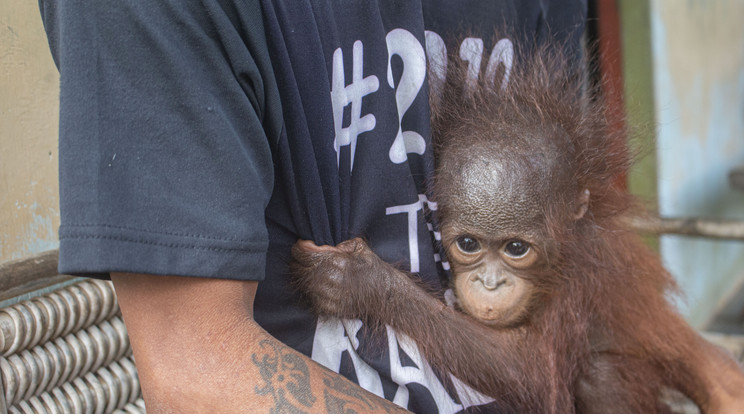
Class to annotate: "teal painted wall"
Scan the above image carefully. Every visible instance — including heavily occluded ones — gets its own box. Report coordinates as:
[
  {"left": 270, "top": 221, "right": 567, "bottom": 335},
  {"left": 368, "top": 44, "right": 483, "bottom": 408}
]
[{"left": 651, "top": 0, "right": 744, "bottom": 328}]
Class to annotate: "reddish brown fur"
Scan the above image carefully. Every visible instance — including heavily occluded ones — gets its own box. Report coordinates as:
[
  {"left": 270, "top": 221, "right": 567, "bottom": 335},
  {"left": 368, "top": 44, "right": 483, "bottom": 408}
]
[
  {"left": 291, "top": 40, "right": 744, "bottom": 413},
  {"left": 430, "top": 42, "right": 681, "bottom": 411}
]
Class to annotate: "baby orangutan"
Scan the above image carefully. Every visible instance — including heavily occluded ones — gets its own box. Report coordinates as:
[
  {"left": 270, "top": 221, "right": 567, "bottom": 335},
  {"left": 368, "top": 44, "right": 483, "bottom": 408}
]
[{"left": 291, "top": 43, "right": 744, "bottom": 413}]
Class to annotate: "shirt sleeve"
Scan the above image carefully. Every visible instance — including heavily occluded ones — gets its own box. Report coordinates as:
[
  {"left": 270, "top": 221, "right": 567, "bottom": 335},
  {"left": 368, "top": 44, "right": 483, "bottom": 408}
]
[{"left": 40, "top": 0, "right": 282, "bottom": 280}]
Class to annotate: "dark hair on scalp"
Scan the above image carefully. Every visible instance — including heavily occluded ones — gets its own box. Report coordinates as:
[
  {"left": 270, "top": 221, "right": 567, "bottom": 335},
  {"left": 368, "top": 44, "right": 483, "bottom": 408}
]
[{"left": 430, "top": 37, "right": 634, "bottom": 235}]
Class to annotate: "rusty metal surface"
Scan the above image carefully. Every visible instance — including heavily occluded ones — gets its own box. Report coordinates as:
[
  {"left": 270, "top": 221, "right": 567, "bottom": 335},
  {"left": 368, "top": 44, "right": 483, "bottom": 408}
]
[{"left": 0, "top": 252, "right": 61, "bottom": 304}]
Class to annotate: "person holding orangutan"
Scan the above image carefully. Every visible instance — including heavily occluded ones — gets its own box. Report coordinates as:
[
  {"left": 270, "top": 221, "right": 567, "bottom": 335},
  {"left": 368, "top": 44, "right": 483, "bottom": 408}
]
[{"left": 41, "top": 0, "right": 744, "bottom": 411}]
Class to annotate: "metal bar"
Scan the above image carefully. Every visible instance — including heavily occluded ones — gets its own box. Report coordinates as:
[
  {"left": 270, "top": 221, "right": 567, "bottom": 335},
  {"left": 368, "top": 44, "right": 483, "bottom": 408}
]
[
  {"left": 0, "top": 252, "right": 69, "bottom": 304},
  {"left": 628, "top": 216, "right": 744, "bottom": 241}
]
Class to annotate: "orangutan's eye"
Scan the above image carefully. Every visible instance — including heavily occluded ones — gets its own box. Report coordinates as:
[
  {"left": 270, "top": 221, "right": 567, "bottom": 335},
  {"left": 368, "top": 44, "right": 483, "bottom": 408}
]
[
  {"left": 456, "top": 236, "right": 481, "bottom": 254},
  {"left": 503, "top": 240, "right": 530, "bottom": 258}
]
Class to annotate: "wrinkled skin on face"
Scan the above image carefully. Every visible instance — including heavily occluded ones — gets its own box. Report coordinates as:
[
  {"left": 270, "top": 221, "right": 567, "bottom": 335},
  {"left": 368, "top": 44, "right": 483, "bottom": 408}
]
[
  {"left": 435, "top": 142, "right": 581, "bottom": 328},
  {"left": 447, "top": 233, "right": 539, "bottom": 327}
]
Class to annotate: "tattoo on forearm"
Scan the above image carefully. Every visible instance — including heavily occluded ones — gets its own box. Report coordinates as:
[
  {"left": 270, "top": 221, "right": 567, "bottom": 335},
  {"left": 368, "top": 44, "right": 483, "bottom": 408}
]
[
  {"left": 252, "top": 338, "right": 403, "bottom": 413},
  {"left": 321, "top": 373, "right": 399, "bottom": 413},
  {"left": 253, "top": 339, "right": 316, "bottom": 413}
]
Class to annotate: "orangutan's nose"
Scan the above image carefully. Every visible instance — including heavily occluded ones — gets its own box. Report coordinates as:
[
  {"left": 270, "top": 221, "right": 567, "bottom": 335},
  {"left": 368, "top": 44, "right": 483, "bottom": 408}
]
[{"left": 479, "top": 272, "right": 507, "bottom": 290}]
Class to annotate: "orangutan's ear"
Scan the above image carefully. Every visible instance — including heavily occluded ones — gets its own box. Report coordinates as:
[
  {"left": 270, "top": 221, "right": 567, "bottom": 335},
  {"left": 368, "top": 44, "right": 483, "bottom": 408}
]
[{"left": 574, "top": 189, "right": 590, "bottom": 220}]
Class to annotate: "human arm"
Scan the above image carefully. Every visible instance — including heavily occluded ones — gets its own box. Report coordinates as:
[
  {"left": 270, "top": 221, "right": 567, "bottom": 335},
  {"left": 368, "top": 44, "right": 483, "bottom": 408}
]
[
  {"left": 648, "top": 313, "right": 744, "bottom": 414},
  {"left": 112, "top": 272, "right": 408, "bottom": 413},
  {"left": 672, "top": 334, "right": 744, "bottom": 414}
]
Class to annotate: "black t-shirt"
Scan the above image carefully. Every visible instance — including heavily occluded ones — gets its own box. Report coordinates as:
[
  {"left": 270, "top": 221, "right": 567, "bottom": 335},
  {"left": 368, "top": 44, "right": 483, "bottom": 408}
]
[{"left": 41, "top": 1, "right": 586, "bottom": 412}]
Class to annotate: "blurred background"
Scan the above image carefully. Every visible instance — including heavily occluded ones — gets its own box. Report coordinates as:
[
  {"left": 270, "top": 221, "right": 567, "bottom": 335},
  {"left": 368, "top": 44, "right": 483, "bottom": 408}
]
[
  {"left": 587, "top": 0, "right": 744, "bottom": 332},
  {"left": 1, "top": 0, "right": 743, "bottom": 329},
  {"left": 0, "top": 0, "right": 743, "bottom": 412}
]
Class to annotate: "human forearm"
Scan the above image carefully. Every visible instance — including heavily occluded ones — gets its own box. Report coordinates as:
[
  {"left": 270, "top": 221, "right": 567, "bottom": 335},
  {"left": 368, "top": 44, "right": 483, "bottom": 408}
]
[
  {"left": 112, "top": 273, "right": 406, "bottom": 413},
  {"left": 675, "top": 332, "right": 744, "bottom": 414}
]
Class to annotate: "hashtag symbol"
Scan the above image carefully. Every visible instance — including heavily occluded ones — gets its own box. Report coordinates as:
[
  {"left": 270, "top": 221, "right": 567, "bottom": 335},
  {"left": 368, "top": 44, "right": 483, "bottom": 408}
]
[{"left": 331, "top": 40, "right": 379, "bottom": 172}]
